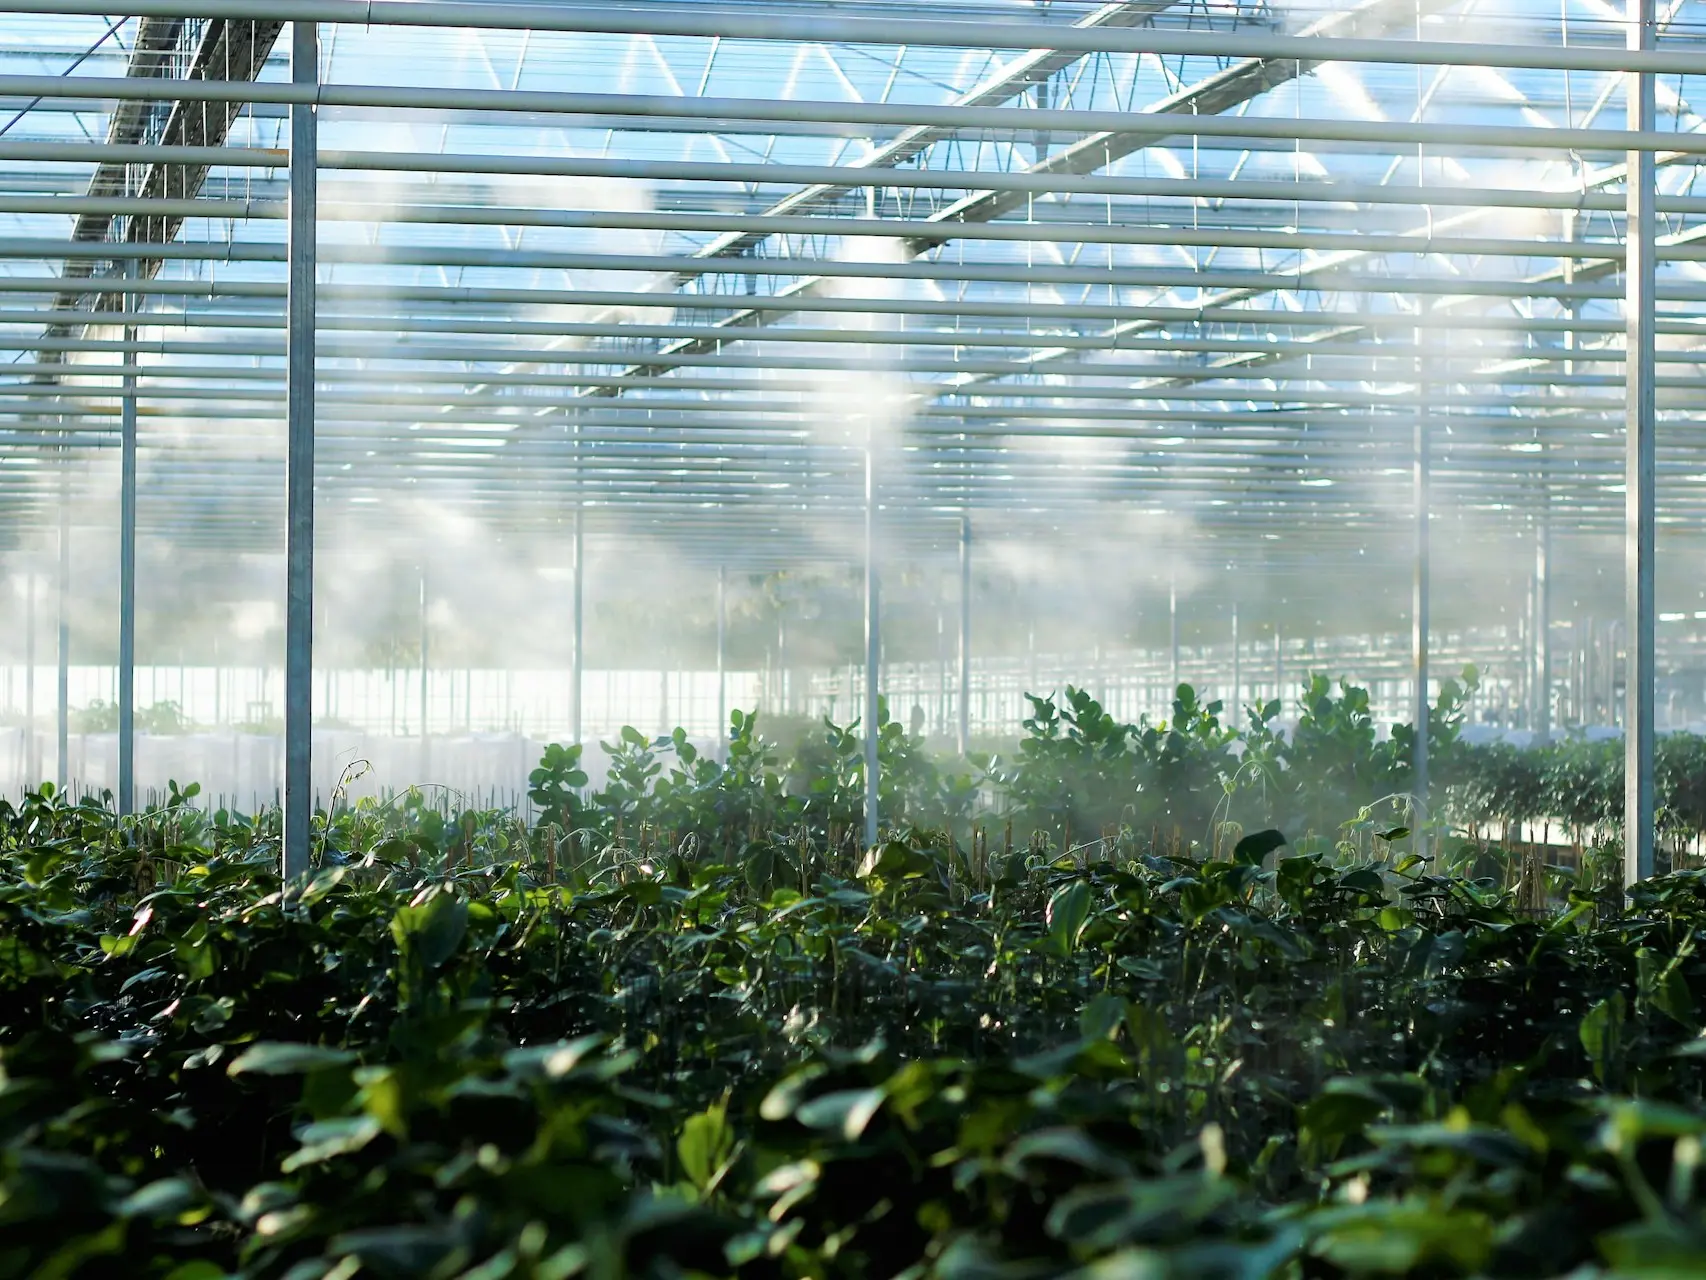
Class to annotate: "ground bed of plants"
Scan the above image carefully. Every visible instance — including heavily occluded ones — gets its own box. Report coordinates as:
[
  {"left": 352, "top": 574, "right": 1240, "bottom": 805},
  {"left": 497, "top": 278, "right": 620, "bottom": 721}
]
[{"left": 7, "top": 677, "right": 1706, "bottom": 1278}]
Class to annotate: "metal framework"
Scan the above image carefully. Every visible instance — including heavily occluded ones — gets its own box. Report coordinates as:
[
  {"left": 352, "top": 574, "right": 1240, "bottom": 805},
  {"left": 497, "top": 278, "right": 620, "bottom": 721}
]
[{"left": 1, "top": 0, "right": 1698, "bottom": 871}]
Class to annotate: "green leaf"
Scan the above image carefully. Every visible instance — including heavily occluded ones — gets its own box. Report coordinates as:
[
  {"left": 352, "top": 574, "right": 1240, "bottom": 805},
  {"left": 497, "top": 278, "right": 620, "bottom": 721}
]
[
  {"left": 1079, "top": 993, "right": 1127, "bottom": 1043},
  {"left": 795, "top": 1087, "right": 885, "bottom": 1141},
  {"left": 282, "top": 1117, "right": 383, "bottom": 1172},
  {"left": 117, "top": 1178, "right": 199, "bottom": 1221},
  {"left": 162, "top": 1264, "right": 232, "bottom": 1280},
  {"left": 1047, "top": 881, "right": 1094, "bottom": 955},
  {"left": 677, "top": 1099, "right": 737, "bottom": 1193},
  {"left": 1581, "top": 991, "right": 1627, "bottom": 1085},
  {"left": 228, "top": 1042, "right": 356, "bottom": 1076},
  {"left": 1233, "top": 828, "right": 1288, "bottom": 864},
  {"left": 390, "top": 894, "right": 468, "bottom": 970},
  {"left": 1638, "top": 947, "right": 1698, "bottom": 1028}
]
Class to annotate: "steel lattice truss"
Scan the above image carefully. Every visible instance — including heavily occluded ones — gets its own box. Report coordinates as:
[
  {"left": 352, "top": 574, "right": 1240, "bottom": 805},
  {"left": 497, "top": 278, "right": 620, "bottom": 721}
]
[{"left": 0, "top": 0, "right": 1703, "bottom": 573}]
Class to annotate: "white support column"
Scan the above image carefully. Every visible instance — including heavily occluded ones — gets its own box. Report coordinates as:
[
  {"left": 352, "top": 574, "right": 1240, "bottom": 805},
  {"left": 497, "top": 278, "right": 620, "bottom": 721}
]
[
  {"left": 1230, "top": 602, "right": 1240, "bottom": 720},
  {"left": 1168, "top": 573, "right": 1179, "bottom": 695},
  {"left": 56, "top": 469, "right": 68, "bottom": 791},
  {"left": 118, "top": 257, "right": 136, "bottom": 816},
  {"left": 570, "top": 502, "right": 584, "bottom": 743},
  {"left": 282, "top": 19, "right": 318, "bottom": 879},
  {"left": 863, "top": 443, "right": 881, "bottom": 849},
  {"left": 935, "top": 608, "right": 946, "bottom": 738},
  {"left": 957, "top": 515, "right": 971, "bottom": 755},
  {"left": 777, "top": 609, "right": 788, "bottom": 716},
  {"left": 418, "top": 566, "right": 429, "bottom": 770},
  {"left": 715, "top": 563, "right": 726, "bottom": 757},
  {"left": 1625, "top": 0, "right": 1658, "bottom": 885},
  {"left": 24, "top": 569, "right": 37, "bottom": 786},
  {"left": 1413, "top": 349, "right": 1431, "bottom": 810},
  {"left": 1535, "top": 506, "right": 1552, "bottom": 742}
]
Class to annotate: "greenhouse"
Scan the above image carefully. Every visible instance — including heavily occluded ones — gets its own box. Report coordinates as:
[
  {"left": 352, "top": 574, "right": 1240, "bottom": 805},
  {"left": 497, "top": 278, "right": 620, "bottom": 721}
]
[{"left": 4, "top": 1, "right": 1706, "bottom": 1275}]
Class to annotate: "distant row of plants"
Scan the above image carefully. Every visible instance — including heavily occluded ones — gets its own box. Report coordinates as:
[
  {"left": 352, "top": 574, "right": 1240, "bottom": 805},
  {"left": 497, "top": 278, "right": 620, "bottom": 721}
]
[
  {"left": 25, "top": 666, "right": 1706, "bottom": 865},
  {"left": 526, "top": 665, "right": 1620, "bottom": 863}
]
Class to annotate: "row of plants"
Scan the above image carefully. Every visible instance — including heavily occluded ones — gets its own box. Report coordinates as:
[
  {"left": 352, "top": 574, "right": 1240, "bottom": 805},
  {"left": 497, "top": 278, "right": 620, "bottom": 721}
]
[
  {"left": 525, "top": 667, "right": 1631, "bottom": 863},
  {"left": 7, "top": 754, "right": 1706, "bottom": 1278},
  {"left": 24, "top": 666, "right": 1706, "bottom": 859}
]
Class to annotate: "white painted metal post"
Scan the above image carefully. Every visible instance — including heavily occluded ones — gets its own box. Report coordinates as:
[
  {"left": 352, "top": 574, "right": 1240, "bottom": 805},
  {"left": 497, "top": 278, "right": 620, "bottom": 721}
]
[
  {"left": 418, "top": 566, "right": 429, "bottom": 772},
  {"left": 777, "top": 609, "right": 788, "bottom": 716},
  {"left": 56, "top": 470, "right": 68, "bottom": 791},
  {"left": 715, "top": 564, "right": 726, "bottom": 757},
  {"left": 935, "top": 608, "right": 946, "bottom": 738},
  {"left": 570, "top": 502, "right": 584, "bottom": 743},
  {"left": 1626, "top": 0, "right": 1657, "bottom": 885},
  {"left": 1168, "top": 574, "right": 1179, "bottom": 695},
  {"left": 118, "top": 257, "right": 136, "bottom": 816},
  {"left": 1230, "top": 603, "right": 1240, "bottom": 720},
  {"left": 1413, "top": 356, "right": 1431, "bottom": 809},
  {"left": 1535, "top": 507, "right": 1552, "bottom": 742},
  {"left": 282, "top": 19, "right": 318, "bottom": 879},
  {"left": 24, "top": 570, "right": 36, "bottom": 786},
  {"left": 863, "top": 443, "right": 880, "bottom": 849},
  {"left": 957, "top": 515, "right": 971, "bottom": 754}
]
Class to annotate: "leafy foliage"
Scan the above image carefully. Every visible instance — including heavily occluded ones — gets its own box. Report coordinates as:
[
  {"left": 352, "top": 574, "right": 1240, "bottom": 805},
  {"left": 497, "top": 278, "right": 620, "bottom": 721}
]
[{"left": 9, "top": 676, "right": 1706, "bottom": 1277}]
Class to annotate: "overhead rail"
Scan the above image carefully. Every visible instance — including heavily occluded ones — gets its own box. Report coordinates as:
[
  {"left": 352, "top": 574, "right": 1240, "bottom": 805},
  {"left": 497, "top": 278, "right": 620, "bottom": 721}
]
[
  {"left": 3, "top": 82, "right": 1705, "bottom": 155},
  {"left": 4, "top": 0, "right": 1705, "bottom": 75}
]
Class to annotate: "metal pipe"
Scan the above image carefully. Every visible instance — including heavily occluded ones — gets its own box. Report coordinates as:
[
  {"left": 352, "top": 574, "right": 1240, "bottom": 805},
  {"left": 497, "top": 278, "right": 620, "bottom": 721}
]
[
  {"left": 4, "top": 236, "right": 1671, "bottom": 297},
  {"left": 17, "top": 342, "right": 1698, "bottom": 384},
  {"left": 1626, "top": 0, "right": 1658, "bottom": 887},
  {"left": 935, "top": 607, "right": 946, "bottom": 740},
  {"left": 9, "top": 316, "right": 1696, "bottom": 362},
  {"left": 6, "top": 166, "right": 1704, "bottom": 215},
  {"left": 1535, "top": 506, "right": 1552, "bottom": 742},
  {"left": 863, "top": 441, "right": 880, "bottom": 850},
  {"left": 1413, "top": 349, "right": 1431, "bottom": 816},
  {"left": 1231, "top": 603, "right": 1240, "bottom": 720},
  {"left": 777, "top": 608, "right": 788, "bottom": 717},
  {"left": 570, "top": 501, "right": 584, "bottom": 744},
  {"left": 0, "top": 274, "right": 1671, "bottom": 336},
  {"left": 418, "top": 565, "right": 429, "bottom": 768},
  {"left": 1168, "top": 574, "right": 1179, "bottom": 695},
  {"left": 281, "top": 19, "right": 317, "bottom": 881},
  {"left": 0, "top": 368, "right": 1669, "bottom": 406},
  {"left": 117, "top": 257, "right": 136, "bottom": 816},
  {"left": 2, "top": 10, "right": 1703, "bottom": 80},
  {"left": 957, "top": 515, "right": 971, "bottom": 755},
  {"left": 55, "top": 467, "right": 67, "bottom": 792},
  {"left": 1274, "top": 629, "right": 1283, "bottom": 713},
  {"left": 715, "top": 563, "right": 726, "bottom": 759},
  {"left": 1027, "top": 620, "right": 1038, "bottom": 698},
  {"left": 0, "top": 189, "right": 1658, "bottom": 259},
  {"left": 24, "top": 569, "right": 36, "bottom": 786}
]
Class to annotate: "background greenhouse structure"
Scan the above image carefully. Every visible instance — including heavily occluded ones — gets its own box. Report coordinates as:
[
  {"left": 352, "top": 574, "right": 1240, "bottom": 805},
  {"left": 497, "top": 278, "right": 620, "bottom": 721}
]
[{"left": 0, "top": 0, "right": 1696, "bottom": 882}]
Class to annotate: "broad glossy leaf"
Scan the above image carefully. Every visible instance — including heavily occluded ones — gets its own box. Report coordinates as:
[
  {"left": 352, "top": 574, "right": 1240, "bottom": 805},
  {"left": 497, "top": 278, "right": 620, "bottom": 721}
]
[{"left": 228, "top": 1042, "right": 356, "bottom": 1076}]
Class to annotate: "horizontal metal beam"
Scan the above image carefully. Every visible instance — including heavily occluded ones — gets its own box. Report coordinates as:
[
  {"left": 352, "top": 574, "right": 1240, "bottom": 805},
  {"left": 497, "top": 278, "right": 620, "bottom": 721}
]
[
  {"left": 0, "top": 237, "right": 1688, "bottom": 301},
  {"left": 6, "top": 2, "right": 1706, "bottom": 76},
  {"left": 0, "top": 194, "right": 1647, "bottom": 261},
  {"left": 1, "top": 82, "right": 1704, "bottom": 157},
  {"left": 6, "top": 140, "right": 1702, "bottom": 208},
  {"left": 0, "top": 278, "right": 1667, "bottom": 338},
  {"left": 7, "top": 327, "right": 1690, "bottom": 367}
]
